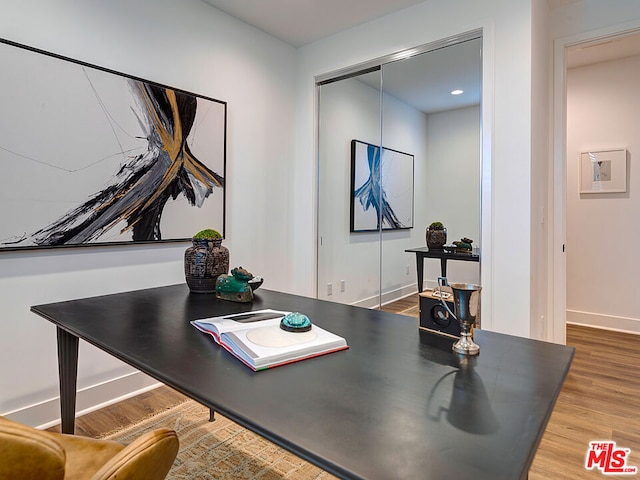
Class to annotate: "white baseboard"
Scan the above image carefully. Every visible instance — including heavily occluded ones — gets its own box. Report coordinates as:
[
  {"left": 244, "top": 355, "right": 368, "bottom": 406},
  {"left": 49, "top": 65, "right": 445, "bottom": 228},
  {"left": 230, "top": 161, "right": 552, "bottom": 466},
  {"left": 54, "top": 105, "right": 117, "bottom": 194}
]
[
  {"left": 3, "top": 371, "right": 161, "bottom": 429},
  {"left": 421, "top": 279, "right": 442, "bottom": 292},
  {"left": 352, "top": 284, "right": 417, "bottom": 309},
  {"left": 567, "top": 309, "right": 640, "bottom": 335}
]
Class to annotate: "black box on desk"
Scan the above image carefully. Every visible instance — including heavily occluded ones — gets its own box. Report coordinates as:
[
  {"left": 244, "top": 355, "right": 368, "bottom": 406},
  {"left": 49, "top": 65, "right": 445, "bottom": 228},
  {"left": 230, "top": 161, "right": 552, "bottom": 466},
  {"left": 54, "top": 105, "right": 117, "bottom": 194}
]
[{"left": 419, "top": 289, "right": 460, "bottom": 338}]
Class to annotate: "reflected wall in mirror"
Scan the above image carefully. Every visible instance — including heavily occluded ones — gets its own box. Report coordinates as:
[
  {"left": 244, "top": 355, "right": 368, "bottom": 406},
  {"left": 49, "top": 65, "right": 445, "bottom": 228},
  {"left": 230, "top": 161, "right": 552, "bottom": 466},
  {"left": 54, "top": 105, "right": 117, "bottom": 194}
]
[
  {"left": 317, "top": 36, "right": 482, "bottom": 309},
  {"left": 317, "top": 67, "right": 382, "bottom": 306}
]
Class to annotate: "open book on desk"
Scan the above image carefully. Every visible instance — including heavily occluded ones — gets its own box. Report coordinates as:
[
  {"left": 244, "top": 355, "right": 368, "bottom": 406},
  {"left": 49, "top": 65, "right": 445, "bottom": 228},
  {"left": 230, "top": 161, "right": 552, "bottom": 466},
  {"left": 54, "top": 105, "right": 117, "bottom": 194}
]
[{"left": 191, "top": 309, "right": 349, "bottom": 371}]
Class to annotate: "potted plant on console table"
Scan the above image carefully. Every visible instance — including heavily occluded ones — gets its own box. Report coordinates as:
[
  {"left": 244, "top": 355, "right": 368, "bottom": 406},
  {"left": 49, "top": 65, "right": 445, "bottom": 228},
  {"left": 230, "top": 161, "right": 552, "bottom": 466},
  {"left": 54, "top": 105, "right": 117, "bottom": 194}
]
[
  {"left": 426, "top": 221, "right": 447, "bottom": 251},
  {"left": 184, "top": 228, "right": 230, "bottom": 293}
]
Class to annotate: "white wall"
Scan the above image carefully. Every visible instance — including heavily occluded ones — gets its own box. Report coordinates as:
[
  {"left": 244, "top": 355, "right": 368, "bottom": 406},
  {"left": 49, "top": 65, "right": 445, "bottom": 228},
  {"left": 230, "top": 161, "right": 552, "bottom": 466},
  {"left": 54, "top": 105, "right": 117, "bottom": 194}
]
[
  {"left": 380, "top": 86, "right": 431, "bottom": 306},
  {"left": 0, "top": 0, "right": 296, "bottom": 426},
  {"left": 566, "top": 55, "right": 640, "bottom": 332},
  {"left": 294, "top": 0, "right": 538, "bottom": 337},
  {"left": 421, "top": 107, "right": 481, "bottom": 287}
]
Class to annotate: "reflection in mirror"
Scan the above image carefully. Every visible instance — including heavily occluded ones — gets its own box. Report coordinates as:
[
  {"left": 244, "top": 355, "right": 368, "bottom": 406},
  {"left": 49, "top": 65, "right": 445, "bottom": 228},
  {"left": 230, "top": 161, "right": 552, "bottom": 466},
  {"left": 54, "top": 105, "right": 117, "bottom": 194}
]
[
  {"left": 317, "top": 67, "right": 382, "bottom": 305},
  {"left": 317, "top": 36, "right": 482, "bottom": 310},
  {"left": 381, "top": 38, "right": 482, "bottom": 307}
]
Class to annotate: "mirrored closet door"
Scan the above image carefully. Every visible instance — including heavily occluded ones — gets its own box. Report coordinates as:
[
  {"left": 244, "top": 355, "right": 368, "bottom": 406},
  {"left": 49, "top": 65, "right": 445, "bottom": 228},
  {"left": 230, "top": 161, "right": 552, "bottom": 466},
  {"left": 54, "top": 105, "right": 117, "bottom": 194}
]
[
  {"left": 317, "top": 33, "right": 483, "bottom": 310},
  {"left": 317, "top": 67, "right": 382, "bottom": 307}
]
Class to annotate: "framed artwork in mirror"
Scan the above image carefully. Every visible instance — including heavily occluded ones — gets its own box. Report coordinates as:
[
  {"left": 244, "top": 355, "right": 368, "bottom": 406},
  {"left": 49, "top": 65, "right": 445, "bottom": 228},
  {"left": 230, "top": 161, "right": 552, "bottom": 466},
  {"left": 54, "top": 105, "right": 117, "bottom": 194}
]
[
  {"left": 350, "top": 139, "right": 414, "bottom": 232},
  {"left": 0, "top": 38, "right": 226, "bottom": 251},
  {"left": 579, "top": 149, "right": 627, "bottom": 194}
]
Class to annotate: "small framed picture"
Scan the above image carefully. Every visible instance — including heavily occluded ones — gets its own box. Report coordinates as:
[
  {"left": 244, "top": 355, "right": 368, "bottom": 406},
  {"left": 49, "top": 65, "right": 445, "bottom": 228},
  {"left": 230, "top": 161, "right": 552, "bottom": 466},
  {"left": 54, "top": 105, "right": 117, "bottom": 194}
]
[{"left": 579, "top": 149, "right": 627, "bottom": 194}]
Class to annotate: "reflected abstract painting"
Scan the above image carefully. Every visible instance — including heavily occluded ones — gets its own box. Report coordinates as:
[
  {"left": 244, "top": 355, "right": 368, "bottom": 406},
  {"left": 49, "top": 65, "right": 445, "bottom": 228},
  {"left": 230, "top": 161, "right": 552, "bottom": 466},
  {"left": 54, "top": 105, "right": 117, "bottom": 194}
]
[
  {"left": 350, "top": 140, "right": 414, "bottom": 232},
  {"left": 0, "top": 39, "right": 226, "bottom": 250}
]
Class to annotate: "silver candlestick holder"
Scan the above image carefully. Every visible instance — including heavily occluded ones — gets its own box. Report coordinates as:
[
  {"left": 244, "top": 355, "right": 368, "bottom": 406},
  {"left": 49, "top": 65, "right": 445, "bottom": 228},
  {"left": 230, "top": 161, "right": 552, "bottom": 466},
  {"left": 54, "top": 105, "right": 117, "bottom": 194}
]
[{"left": 437, "top": 278, "right": 482, "bottom": 355}]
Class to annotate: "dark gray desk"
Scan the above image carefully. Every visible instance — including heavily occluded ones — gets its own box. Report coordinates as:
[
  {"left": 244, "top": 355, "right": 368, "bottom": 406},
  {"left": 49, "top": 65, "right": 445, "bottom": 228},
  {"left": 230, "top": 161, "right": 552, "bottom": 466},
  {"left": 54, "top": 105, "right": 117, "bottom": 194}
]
[
  {"left": 31, "top": 284, "right": 573, "bottom": 480},
  {"left": 405, "top": 247, "right": 480, "bottom": 292}
]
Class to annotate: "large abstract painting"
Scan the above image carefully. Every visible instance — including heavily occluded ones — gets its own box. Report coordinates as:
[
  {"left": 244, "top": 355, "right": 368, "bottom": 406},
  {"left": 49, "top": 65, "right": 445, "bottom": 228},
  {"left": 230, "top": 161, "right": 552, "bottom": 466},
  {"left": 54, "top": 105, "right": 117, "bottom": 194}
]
[
  {"left": 350, "top": 139, "right": 414, "bottom": 232},
  {"left": 0, "top": 39, "right": 226, "bottom": 250}
]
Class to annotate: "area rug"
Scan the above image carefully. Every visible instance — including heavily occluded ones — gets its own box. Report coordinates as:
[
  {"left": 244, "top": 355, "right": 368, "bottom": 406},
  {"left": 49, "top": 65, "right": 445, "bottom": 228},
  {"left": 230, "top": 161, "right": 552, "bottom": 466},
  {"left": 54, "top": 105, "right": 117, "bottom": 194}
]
[{"left": 101, "top": 400, "right": 337, "bottom": 480}]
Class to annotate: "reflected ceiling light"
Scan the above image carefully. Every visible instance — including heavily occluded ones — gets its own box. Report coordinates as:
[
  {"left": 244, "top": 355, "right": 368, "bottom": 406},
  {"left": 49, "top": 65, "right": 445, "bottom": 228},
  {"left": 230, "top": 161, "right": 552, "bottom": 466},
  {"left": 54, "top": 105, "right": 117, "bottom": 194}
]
[
  {"left": 450, "top": 89, "right": 464, "bottom": 95},
  {"left": 396, "top": 48, "right": 419, "bottom": 60}
]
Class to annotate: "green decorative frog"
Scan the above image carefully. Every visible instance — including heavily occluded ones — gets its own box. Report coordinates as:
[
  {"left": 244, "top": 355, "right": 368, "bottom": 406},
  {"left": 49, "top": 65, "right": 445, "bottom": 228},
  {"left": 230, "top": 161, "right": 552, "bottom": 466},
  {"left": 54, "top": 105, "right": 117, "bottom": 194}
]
[
  {"left": 215, "top": 266, "right": 254, "bottom": 303},
  {"left": 453, "top": 237, "right": 473, "bottom": 254}
]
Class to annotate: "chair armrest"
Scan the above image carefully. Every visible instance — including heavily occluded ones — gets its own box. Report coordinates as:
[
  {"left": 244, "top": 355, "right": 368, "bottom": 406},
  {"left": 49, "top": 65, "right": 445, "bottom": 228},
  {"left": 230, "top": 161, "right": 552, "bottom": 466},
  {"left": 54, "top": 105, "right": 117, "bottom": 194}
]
[
  {"left": 91, "top": 428, "right": 179, "bottom": 480},
  {"left": 0, "top": 417, "right": 66, "bottom": 480}
]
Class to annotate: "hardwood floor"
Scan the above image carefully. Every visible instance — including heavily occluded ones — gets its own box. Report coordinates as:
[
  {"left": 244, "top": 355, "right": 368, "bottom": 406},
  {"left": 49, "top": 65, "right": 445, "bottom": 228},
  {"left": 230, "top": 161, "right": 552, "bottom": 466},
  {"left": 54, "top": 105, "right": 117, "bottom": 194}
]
[
  {"left": 50, "top": 296, "right": 640, "bottom": 478},
  {"left": 529, "top": 323, "right": 640, "bottom": 479},
  {"left": 379, "top": 295, "right": 419, "bottom": 314},
  {"left": 46, "top": 385, "right": 188, "bottom": 437}
]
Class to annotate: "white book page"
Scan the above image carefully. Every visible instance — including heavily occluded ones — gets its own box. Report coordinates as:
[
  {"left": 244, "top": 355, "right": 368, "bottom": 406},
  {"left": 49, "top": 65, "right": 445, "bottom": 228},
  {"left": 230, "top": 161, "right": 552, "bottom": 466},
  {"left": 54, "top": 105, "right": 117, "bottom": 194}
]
[
  {"left": 193, "top": 309, "right": 290, "bottom": 334},
  {"left": 223, "top": 324, "right": 347, "bottom": 368}
]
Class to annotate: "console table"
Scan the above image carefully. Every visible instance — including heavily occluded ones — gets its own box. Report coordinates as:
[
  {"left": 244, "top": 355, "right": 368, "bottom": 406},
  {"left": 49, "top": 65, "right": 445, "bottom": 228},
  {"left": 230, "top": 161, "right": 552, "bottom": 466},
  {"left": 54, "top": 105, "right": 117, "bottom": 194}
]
[
  {"left": 405, "top": 247, "right": 480, "bottom": 292},
  {"left": 31, "top": 284, "right": 573, "bottom": 480}
]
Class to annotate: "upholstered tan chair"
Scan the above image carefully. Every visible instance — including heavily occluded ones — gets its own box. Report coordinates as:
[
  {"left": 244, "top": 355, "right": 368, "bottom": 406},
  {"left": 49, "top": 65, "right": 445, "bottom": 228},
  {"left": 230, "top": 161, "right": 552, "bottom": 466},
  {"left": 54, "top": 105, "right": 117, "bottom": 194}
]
[{"left": 0, "top": 415, "right": 178, "bottom": 480}]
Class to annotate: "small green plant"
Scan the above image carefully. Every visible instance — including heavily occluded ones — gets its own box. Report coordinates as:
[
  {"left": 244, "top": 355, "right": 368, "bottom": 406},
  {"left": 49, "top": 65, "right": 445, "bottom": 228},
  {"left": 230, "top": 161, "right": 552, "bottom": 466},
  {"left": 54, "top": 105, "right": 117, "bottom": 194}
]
[
  {"left": 429, "top": 222, "right": 444, "bottom": 230},
  {"left": 193, "top": 228, "right": 222, "bottom": 239}
]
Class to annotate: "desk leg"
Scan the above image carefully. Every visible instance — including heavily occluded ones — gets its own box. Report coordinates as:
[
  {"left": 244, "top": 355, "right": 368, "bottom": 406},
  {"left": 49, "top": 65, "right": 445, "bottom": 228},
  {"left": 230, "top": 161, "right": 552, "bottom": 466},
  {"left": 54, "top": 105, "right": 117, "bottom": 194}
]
[
  {"left": 209, "top": 408, "right": 216, "bottom": 422},
  {"left": 416, "top": 254, "right": 424, "bottom": 292},
  {"left": 440, "top": 258, "right": 447, "bottom": 278},
  {"left": 57, "top": 327, "right": 78, "bottom": 435}
]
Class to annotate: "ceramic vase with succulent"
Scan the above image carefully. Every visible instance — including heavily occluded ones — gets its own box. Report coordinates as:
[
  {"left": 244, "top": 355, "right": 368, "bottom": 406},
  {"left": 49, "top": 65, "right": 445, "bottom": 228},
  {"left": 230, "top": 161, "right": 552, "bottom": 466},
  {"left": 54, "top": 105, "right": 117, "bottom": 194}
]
[
  {"left": 184, "top": 228, "right": 230, "bottom": 294},
  {"left": 426, "top": 221, "right": 447, "bottom": 250}
]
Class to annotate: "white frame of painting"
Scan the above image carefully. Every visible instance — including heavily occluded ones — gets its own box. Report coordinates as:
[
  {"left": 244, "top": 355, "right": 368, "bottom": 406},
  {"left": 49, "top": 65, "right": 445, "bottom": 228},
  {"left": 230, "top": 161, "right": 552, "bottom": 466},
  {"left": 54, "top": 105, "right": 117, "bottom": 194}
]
[{"left": 579, "top": 149, "right": 627, "bottom": 194}]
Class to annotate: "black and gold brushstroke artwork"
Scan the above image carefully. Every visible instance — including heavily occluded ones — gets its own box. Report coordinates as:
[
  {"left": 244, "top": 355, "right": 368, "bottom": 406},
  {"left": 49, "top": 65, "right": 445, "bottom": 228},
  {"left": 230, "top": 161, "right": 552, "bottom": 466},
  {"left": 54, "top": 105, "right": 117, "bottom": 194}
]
[{"left": 0, "top": 39, "right": 226, "bottom": 250}]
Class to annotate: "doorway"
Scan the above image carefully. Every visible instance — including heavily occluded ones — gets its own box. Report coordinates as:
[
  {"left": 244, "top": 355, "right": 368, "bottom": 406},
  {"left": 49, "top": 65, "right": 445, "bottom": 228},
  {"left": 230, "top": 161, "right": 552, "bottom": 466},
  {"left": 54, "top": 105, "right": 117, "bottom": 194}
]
[{"left": 553, "top": 26, "right": 640, "bottom": 344}]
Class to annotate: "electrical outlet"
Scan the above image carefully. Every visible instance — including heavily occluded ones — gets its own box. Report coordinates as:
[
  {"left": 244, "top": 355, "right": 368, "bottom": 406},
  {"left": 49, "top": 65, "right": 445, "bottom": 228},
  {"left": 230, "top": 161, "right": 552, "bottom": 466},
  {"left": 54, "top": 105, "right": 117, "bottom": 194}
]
[
  {"left": 327, "top": 282, "right": 332, "bottom": 296},
  {"left": 340, "top": 280, "right": 346, "bottom": 292}
]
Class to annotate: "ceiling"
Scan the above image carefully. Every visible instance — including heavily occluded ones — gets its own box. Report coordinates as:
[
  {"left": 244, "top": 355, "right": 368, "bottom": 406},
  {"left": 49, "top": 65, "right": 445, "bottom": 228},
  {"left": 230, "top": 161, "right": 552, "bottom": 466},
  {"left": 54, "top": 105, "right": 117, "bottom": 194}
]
[
  {"left": 356, "top": 38, "right": 482, "bottom": 114},
  {"left": 567, "top": 31, "right": 640, "bottom": 68},
  {"left": 199, "top": 0, "right": 429, "bottom": 47},
  {"left": 199, "top": 0, "right": 640, "bottom": 113},
  {"left": 200, "top": 0, "right": 588, "bottom": 48},
  {"left": 200, "top": 0, "right": 481, "bottom": 113}
]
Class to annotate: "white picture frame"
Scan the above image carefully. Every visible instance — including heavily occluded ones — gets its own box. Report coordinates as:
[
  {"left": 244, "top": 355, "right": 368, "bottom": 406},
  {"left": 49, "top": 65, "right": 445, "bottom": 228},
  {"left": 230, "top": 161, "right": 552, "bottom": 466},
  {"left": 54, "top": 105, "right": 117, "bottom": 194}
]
[{"left": 579, "top": 149, "right": 627, "bottom": 194}]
